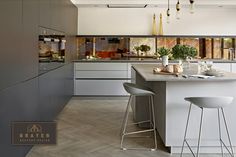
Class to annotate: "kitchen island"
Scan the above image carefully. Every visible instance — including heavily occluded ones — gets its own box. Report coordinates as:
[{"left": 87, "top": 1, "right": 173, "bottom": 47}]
[{"left": 132, "top": 64, "right": 236, "bottom": 153}]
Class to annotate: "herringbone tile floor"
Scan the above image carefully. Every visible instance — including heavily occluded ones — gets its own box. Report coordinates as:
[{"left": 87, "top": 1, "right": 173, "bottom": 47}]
[{"left": 26, "top": 97, "right": 224, "bottom": 157}]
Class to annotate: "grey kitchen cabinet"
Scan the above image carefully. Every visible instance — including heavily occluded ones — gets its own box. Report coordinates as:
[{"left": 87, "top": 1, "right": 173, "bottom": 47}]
[
  {"left": 39, "top": 64, "right": 73, "bottom": 121},
  {"left": 39, "top": 69, "right": 63, "bottom": 121},
  {"left": 0, "top": 0, "right": 23, "bottom": 91},
  {"left": 64, "top": 64, "right": 74, "bottom": 101},
  {"left": 39, "top": 0, "right": 77, "bottom": 33},
  {"left": 65, "top": 0, "right": 78, "bottom": 35},
  {"left": 0, "top": 0, "right": 77, "bottom": 156},
  {"left": 0, "top": 0, "right": 40, "bottom": 91},
  {"left": 22, "top": 0, "right": 39, "bottom": 81},
  {"left": 39, "top": 0, "right": 51, "bottom": 28},
  {"left": 0, "top": 77, "right": 39, "bottom": 156},
  {"left": 64, "top": 0, "right": 78, "bottom": 62},
  {"left": 71, "top": 4, "right": 78, "bottom": 34},
  {"left": 51, "top": 0, "right": 65, "bottom": 31},
  {"left": 74, "top": 63, "right": 129, "bottom": 96}
]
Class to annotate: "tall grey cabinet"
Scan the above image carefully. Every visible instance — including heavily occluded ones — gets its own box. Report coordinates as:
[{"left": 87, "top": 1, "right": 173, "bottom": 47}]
[{"left": 0, "top": 0, "right": 78, "bottom": 156}]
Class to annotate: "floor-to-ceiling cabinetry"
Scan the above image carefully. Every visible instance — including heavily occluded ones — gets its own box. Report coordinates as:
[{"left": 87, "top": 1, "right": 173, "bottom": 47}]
[{"left": 0, "top": 0, "right": 77, "bottom": 156}]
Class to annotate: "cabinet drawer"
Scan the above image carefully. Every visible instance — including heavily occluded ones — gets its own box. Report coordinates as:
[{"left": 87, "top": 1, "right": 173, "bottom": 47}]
[
  {"left": 75, "top": 63, "right": 128, "bottom": 71},
  {"left": 75, "top": 70, "right": 127, "bottom": 78},
  {"left": 232, "top": 63, "right": 236, "bottom": 73},
  {"left": 74, "top": 80, "right": 130, "bottom": 96}
]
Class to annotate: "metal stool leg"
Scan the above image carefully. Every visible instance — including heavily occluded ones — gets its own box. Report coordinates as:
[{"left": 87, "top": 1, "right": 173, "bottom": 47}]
[
  {"left": 221, "top": 108, "right": 234, "bottom": 157},
  {"left": 180, "top": 103, "right": 192, "bottom": 157},
  {"left": 151, "top": 95, "right": 157, "bottom": 150},
  {"left": 120, "top": 95, "right": 132, "bottom": 136},
  {"left": 196, "top": 108, "right": 204, "bottom": 157},
  {"left": 148, "top": 96, "right": 152, "bottom": 129},
  {"left": 120, "top": 95, "right": 132, "bottom": 150},
  {"left": 218, "top": 108, "right": 224, "bottom": 157}
]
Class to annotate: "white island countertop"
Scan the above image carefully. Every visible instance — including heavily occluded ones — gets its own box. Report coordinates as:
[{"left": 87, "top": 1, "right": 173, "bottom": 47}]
[{"left": 132, "top": 64, "right": 236, "bottom": 82}]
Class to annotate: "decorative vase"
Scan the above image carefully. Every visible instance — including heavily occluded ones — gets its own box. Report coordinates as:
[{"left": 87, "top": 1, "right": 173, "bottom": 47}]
[
  {"left": 152, "top": 14, "right": 157, "bottom": 35},
  {"left": 162, "top": 55, "right": 168, "bottom": 66},
  {"left": 158, "top": 13, "right": 163, "bottom": 35}
]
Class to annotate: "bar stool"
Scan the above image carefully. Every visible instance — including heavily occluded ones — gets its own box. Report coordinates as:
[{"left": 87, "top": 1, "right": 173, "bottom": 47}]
[
  {"left": 120, "top": 82, "right": 157, "bottom": 151},
  {"left": 181, "top": 96, "right": 234, "bottom": 157}
]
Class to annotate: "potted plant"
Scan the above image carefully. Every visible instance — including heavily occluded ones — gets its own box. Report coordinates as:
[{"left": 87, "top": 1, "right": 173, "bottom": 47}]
[
  {"left": 134, "top": 46, "right": 141, "bottom": 57},
  {"left": 139, "top": 44, "right": 151, "bottom": 56},
  {"left": 172, "top": 44, "right": 197, "bottom": 67},
  {"left": 172, "top": 44, "right": 197, "bottom": 60},
  {"left": 157, "top": 47, "right": 171, "bottom": 66}
]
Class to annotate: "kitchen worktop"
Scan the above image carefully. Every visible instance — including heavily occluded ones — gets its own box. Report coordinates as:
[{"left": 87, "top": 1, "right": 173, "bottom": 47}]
[
  {"left": 132, "top": 64, "right": 236, "bottom": 81},
  {"left": 73, "top": 59, "right": 236, "bottom": 63}
]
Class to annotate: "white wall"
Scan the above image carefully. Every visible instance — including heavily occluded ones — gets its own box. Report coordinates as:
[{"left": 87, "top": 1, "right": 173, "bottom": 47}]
[{"left": 77, "top": 7, "right": 236, "bottom": 35}]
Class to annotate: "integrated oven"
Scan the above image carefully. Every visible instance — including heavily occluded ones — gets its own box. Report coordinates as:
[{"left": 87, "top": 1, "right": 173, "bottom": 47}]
[{"left": 38, "top": 27, "right": 66, "bottom": 73}]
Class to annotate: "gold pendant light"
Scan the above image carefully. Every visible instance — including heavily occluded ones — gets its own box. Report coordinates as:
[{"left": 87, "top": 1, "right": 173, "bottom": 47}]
[
  {"left": 166, "top": 0, "right": 170, "bottom": 24},
  {"left": 190, "top": 0, "right": 195, "bottom": 14},
  {"left": 176, "top": 0, "right": 180, "bottom": 20}
]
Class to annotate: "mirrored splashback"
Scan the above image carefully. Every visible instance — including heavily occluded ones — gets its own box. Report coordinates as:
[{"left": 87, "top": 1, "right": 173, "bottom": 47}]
[{"left": 77, "top": 35, "right": 236, "bottom": 60}]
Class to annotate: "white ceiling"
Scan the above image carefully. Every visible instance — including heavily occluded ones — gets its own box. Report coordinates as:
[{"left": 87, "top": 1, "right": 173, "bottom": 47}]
[{"left": 71, "top": 0, "right": 236, "bottom": 8}]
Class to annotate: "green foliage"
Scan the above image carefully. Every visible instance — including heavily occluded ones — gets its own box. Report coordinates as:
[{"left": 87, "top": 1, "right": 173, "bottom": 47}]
[
  {"left": 172, "top": 44, "right": 197, "bottom": 60},
  {"left": 157, "top": 47, "right": 171, "bottom": 57},
  {"left": 139, "top": 45, "right": 151, "bottom": 52},
  {"left": 134, "top": 46, "right": 141, "bottom": 52}
]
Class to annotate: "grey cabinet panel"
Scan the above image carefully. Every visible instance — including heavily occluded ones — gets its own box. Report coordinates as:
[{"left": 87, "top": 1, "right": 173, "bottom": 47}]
[
  {"left": 51, "top": 0, "right": 66, "bottom": 32},
  {"left": 64, "top": 64, "right": 74, "bottom": 101},
  {"left": 64, "top": 0, "right": 78, "bottom": 35},
  {"left": 39, "top": 0, "right": 51, "bottom": 28},
  {"left": 39, "top": 64, "right": 73, "bottom": 121},
  {"left": 0, "top": 0, "right": 40, "bottom": 91},
  {"left": 39, "top": 71, "right": 57, "bottom": 120},
  {"left": 72, "top": 5, "right": 78, "bottom": 35},
  {"left": 0, "top": 78, "right": 39, "bottom": 156},
  {"left": 0, "top": 0, "right": 23, "bottom": 90},
  {"left": 22, "top": 0, "right": 39, "bottom": 80}
]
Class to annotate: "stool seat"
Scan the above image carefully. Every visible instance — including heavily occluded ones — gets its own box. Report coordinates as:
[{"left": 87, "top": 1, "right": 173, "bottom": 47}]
[
  {"left": 123, "top": 82, "right": 155, "bottom": 96},
  {"left": 184, "top": 96, "right": 233, "bottom": 108}
]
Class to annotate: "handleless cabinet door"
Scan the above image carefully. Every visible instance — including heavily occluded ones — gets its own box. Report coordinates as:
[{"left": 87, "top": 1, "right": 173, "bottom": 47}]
[
  {"left": 0, "top": 78, "right": 39, "bottom": 156},
  {"left": 39, "top": 0, "right": 51, "bottom": 28},
  {"left": 71, "top": 4, "right": 78, "bottom": 35},
  {"left": 22, "top": 0, "right": 39, "bottom": 81},
  {"left": 231, "top": 63, "right": 236, "bottom": 73},
  {"left": 51, "top": 0, "right": 65, "bottom": 32},
  {"left": 0, "top": 0, "right": 23, "bottom": 91},
  {"left": 65, "top": 0, "right": 78, "bottom": 35}
]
